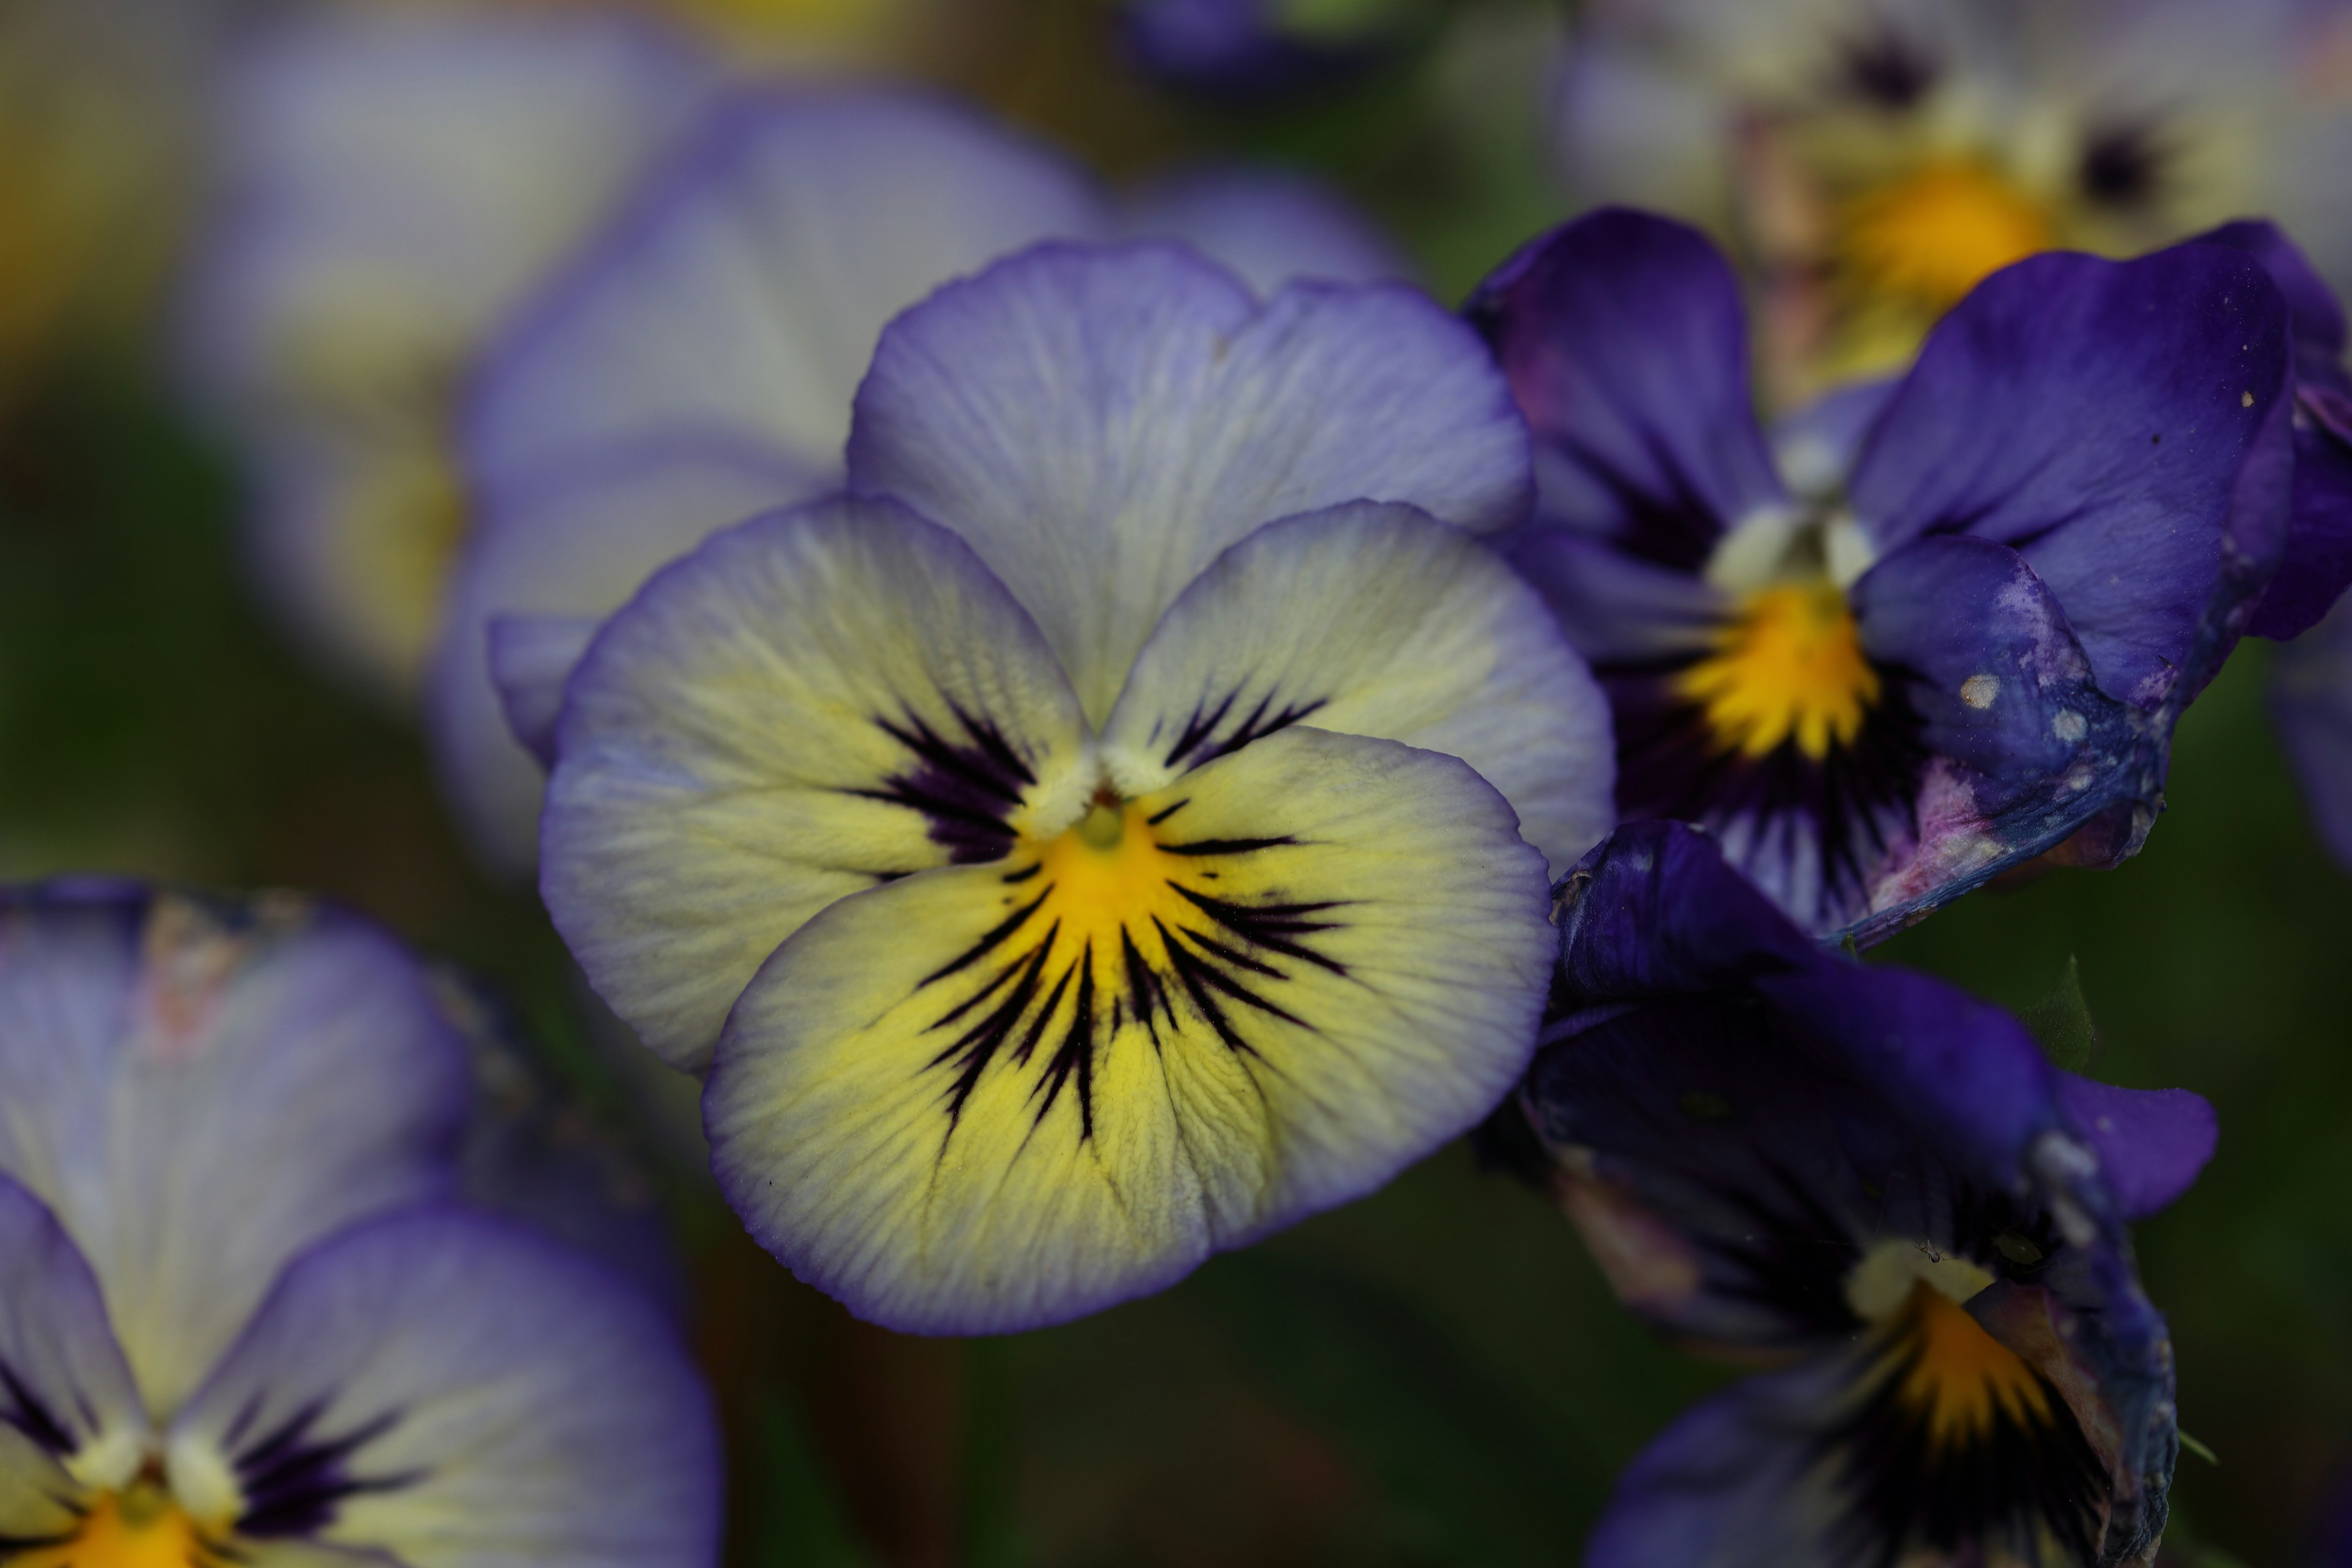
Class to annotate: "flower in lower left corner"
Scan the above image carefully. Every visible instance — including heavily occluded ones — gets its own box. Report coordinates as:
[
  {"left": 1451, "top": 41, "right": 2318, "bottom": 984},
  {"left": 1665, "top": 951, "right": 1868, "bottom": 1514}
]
[{"left": 0, "top": 885, "right": 718, "bottom": 1568}]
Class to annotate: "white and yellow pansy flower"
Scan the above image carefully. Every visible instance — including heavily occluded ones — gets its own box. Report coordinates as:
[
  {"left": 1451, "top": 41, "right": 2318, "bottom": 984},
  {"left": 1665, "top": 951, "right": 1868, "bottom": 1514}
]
[{"left": 527, "top": 241, "right": 1616, "bottom": 1332}]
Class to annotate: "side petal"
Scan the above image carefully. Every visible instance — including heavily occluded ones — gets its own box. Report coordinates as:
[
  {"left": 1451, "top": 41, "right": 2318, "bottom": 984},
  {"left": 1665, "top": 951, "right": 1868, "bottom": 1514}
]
[
  {"left": 166, "top": 1208, "right": 718, "bottom": 1568},
  {"left": 540, "top": 494, "right": 1095, "bottom": 1074},
  {"left": 704, "top": 726, "right": 1553, "bottom": 1333},
  {"left": 1550, "top": 821, "right": 1822, "bottom": 1006},
  {"left": 463, "top": 87, "right": 1110, "bottom": 502},
  {"left": 1844, "top": 533, "right": 2149, "bottom": 939},
  {"left": 487, "top": 614, "right": 595, "bottom": 769},
  {"left": 0, "top": 889, "right": 469, "bottom": 1416},
  {"left": 1465, "top": 208, "right": 1787, "bottom": 572},
  {"left": 845, "top": 241, "right": 1534, "bottom": 722},
  {"left": 428, "top": 445, "right": 804, "bottom": 876},
  {"left": 1849, "top": 245, "right": 2293, "bottom": 707},
  {"left": 1493, "top": 522, "right": 1727, "bottom": 664},
  {"left": 2054, "top": 1079, "right": 2217, "bottom": 1223},
  {"left": 1098, "top": 502, "right": 1616, "bottom": 872},
  {"left": 1121, "top": 167, "right": 1412, "bottom": 295},
  {"left": 0, "top": 1174, "right": 145, "bottom": 1518}
]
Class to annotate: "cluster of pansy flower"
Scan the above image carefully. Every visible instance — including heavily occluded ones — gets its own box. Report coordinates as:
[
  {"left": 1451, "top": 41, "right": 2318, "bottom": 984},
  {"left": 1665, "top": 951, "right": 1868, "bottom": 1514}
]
[
  {"left": 23, "top": 0, "right": 2352, "bottom": 1561},
  {"left": 0, "top": 884, "right": 717, "bottom": 1566}
]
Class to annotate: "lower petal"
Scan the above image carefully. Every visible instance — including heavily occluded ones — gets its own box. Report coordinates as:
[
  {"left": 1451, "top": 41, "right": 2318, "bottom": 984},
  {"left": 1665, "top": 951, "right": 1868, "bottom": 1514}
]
[
  {"left": 704, "top": 726, "right": 1553, "bottom": 1334},
  {"left": 167, "top": 1208, "right": 718, "bottom": 1568}
]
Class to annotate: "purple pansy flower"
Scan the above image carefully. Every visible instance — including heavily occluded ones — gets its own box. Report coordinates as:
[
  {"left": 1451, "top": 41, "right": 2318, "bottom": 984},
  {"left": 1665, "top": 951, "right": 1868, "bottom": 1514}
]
[
  {"left": 1471, "top": 208, "right": 2296, "bottom": 941},
  {"left": 435, "top": 87, "right": 1411, "bottom": 878},
  {"left": 528, "top": 238, "right": 1616, "bottom": 1334},
  {"left": 1510, "top": 821, "right": 2215, "bottom": 1566},
  {"left": 0, "top": 885, "right": 718, "bottom": 1566}
]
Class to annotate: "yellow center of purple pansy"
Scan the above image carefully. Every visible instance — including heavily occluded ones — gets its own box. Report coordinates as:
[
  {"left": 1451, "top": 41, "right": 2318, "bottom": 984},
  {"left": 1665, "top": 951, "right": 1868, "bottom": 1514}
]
[{"left": 1676, "top": 580, "right": 1880, "bottom": 760}]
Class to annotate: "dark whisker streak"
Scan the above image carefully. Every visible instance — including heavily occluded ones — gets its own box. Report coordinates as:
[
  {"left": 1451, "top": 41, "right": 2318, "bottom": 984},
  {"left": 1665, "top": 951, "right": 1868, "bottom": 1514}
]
[{"left": 913, "top": 837, "right": 1346, "bottom": 1157}]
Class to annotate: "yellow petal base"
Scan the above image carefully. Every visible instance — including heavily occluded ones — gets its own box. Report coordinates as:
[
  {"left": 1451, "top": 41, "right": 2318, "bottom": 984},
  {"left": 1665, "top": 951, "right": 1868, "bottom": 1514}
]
[{"left": 1675, "top": 581, "right": 1879, "bottom": 760}]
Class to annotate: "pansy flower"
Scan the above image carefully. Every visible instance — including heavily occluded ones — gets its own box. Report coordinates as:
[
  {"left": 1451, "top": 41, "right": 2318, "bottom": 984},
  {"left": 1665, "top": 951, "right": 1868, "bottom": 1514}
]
[
  {"left": 438, "top": 88, "right": 1408, "bottom": 876},
  {"left": 1472, "top": 208, "right": 2294, "bottom": 941},
  {"left": 181, "top": 7, "right": 713, "bottom": 699},
  {"left": 1510, "top": 821, "right": 2215, "bottom": 1566},
  {"left": 530, "top": 240, "right": 1616, "bottom": 1333},
  {"left": 0, "top": 884, "right": 718, "bottom": 1566},
  {"left": 1553, "top": 0, "right": 2352, "bottom": 399}
]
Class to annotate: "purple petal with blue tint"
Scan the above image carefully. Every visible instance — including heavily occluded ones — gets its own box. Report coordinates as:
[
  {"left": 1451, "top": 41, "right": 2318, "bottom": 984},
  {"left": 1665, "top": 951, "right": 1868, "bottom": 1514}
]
[
  {"left": 2052, "top": 1077, "right": 2217, "bottom": 1223},
  {"left": 0, "top": 887, "right": 470, "bottom": 1417},
  {"left": 2192, "top": 222, "right": 2352, "bottom": 639},
  {"left": 1467, "top": 208, "right": 1787, "bottom": 575},
  {"left": 0, "top": 1174, "right": 145, "bottom": 1515},
  {"left": 170, "top": 1207, "right": 718, "bottom": 1567},
  {"left": 1120, "top": 0, "right": 1388, "bottom": 97},
  {"left": 1493, "top": 523, "right": 1725, "bottom": 664},
  {"left": 1850, "top": 244, "right": 2293, "bottom": 709},
  {"left": 1842, "top": 533, "right": 2153, "bottom": 939},
  {"left": 1551, "top": 820, "right": 1819, "bottom": 1008}
]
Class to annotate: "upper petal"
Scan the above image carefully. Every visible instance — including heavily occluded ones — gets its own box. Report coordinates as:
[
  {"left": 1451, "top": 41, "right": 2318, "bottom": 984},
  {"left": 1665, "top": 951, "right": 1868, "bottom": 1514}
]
[
  {"left": 1850, "top": 244, "right": 2294, "bottom": 707},
  {"left": 704, "top": 726, "right": 1553, "bottom": 1333},
  {"left": 1466, "top": 208, "right": 1788, "bottom": 572},
  {"left": 428, "top": 445, "right": 810, "bottom": 879},
  {"left": 462, "top": 87, "right": 1112, "bottom": 504},
  {"left": 1099, "top": 502, "right": 1616, "bottom": 872},
  {"left": 167, "top": 1208, "right": 718, "bottom": 1567},
  {"left": 0, "top": 888, "right": 469, "bottom": 1415},
  {"left": 845, "top": 241, "right": 1534, "bottom": 722},
  {"left": 541, "top": 494, "right": 1094, "bottom": 1074}
]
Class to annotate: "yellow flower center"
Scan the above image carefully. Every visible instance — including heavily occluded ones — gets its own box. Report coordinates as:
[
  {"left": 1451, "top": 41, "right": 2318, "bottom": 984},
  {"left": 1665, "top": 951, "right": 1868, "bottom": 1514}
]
[
  {"left": 1885, "top": 1280, "right": 2057, "bottom": 1448},
  {"left": 1675, "top": 581, "right": 1879, "bottom": 760},
  {"left": 17, "top": 1482, "right": 213, "bottom": 1568},
  {"left": 1838, "top": 159, "right": 2054, "bottom": 314},
  {"left": 1022, "top": 797, "right": 1204, "bottom": 965}
]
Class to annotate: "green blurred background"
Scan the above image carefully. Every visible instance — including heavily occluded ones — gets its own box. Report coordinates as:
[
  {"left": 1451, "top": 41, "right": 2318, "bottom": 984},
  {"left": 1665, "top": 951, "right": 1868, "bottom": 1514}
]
[{"left": 3, "top": 1, "right": 2347, "bottom": 1563}]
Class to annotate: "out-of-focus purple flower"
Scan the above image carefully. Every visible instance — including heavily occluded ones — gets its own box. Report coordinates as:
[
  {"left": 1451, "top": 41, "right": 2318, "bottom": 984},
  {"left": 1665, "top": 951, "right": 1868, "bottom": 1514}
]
[
  {"left": 180, "top": 7, "right": 716, "bottom": 702},
  {"left": 1120, "top": 0, "right": 1422, "bottom": 98},
  {"left": 0, "top": 884, "right": 718, "bottom": 1564},
  {"left": 1553, "top": 0, "right": 2352, "bottom": 402},
  {"left": 1471, "top": 208, "right": 2296, "bottom": 941},
  {"left": 526, "top": 238, "right": 1612, "bottom": 1333},
  {"left": 1513, "top": 821, "right": 2215, "bottom": 1566},
  {"left": 437, "top": 86, "right": 1411, "bottom": 878}
]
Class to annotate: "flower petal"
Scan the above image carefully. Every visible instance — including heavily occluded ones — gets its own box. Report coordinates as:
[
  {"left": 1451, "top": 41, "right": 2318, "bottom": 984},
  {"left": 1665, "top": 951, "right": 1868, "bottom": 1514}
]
[
  {"left": 541, "top": 495, "right": 1094, "bottom": 1073},
  {"left": 1466, "top": 208, "right": 1788, "bottom": 573},
  {"left": 167, "top": 1208, "right": 718, "bottom": 1567},
  {"left": 704, "top": 726, "right": 1553, "bottom": 1333},
  {"left": 2052, "top": 1078, "right": 2217, "bottom": 1223},
  {"left": 1098, "top": 502, "right": 1616, "bottom": 872},
  {"left": 1842, "top": 533, "right": 2149, "bottom": 939},
  {"left": 846, "top": 242, "right": 1533, "bottom": 722},
  {"left": 0, "top": 888, "right": 469, "bottom": 1415},
  {"left": 1121, "top": 168, "right": 1411, "bottom": 295},
  {"left": 463, "top": 88, "right": 1110, "bottom": 504},
  {"left": 429, "top": 447, "right": 804, "bottom": 876},
  {"left": 0, "top": 1174, "right": 145, "bottom": 1521},
  {"left": 1849, "top": 244, "right": 2294, "bottom": 707}
]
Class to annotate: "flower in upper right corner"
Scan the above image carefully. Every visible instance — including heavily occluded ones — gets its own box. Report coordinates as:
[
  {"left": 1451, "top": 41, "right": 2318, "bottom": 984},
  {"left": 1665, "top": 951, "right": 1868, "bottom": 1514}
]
[
  {"left": 1509, "top": 821, "right": 2216, "bottom": 1566},
  {"left": 1471, "top": 208, "right": 2303, "bottom": 943}
]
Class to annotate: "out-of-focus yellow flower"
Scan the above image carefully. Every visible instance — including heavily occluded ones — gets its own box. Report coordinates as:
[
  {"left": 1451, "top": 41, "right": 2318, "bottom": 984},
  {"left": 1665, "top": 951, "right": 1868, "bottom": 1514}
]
[{"left": 0, "top": 1, "right": 205, "bottom": 405}]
